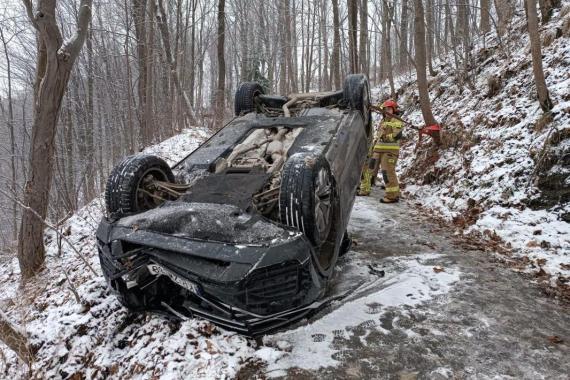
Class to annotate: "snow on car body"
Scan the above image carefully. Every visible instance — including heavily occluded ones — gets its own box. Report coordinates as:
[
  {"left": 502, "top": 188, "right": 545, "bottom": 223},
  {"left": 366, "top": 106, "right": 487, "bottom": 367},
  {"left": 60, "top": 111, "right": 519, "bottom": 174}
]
[{"left": 96, "top": 74, "right": 372, "bottom": 335}]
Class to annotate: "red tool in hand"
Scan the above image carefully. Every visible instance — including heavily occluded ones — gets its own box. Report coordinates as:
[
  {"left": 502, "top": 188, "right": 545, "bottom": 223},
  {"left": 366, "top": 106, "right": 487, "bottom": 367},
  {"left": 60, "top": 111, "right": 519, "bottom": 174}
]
[{"left": 418, "top": 124, "right": 442, "bottom": 146}]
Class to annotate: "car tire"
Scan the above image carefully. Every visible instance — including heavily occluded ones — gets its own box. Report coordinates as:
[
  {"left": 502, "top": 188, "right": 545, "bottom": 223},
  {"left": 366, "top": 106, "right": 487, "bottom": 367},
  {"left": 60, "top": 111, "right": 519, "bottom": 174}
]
[
  {"left": 235, "top": 82, "right": 265, "bottom": 116},
  {"left": 343, "top": 74, "right": 372, "bottom": 132},
  {"left": 105, "top": 154, "right": 175, "bottom": 218},
  {"left": 279, "top": 153, "right": 334, "bottom": 247}
]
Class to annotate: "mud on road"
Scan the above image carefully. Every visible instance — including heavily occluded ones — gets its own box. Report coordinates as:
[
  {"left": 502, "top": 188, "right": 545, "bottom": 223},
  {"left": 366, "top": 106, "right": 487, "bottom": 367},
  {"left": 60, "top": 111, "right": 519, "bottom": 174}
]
[{"left": 257, "top": 188, "right": 570, "bottom": 379}]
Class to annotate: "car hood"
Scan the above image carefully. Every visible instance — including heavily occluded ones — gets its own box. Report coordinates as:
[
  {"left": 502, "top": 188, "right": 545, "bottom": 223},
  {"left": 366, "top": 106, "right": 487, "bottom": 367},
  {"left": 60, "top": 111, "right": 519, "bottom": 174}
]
[{"left": 116, "top": 201, "right": 295, "bottom": 245}]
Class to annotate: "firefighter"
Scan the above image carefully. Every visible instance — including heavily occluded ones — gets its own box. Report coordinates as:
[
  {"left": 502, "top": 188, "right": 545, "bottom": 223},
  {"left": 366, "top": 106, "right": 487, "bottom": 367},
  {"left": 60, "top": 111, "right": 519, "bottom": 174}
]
[
  {"left": 375, "top": 99, "right": 403, "bottom": 203},
  {"left": 358, "top": 99, "right": 403, "bottom": 200}
]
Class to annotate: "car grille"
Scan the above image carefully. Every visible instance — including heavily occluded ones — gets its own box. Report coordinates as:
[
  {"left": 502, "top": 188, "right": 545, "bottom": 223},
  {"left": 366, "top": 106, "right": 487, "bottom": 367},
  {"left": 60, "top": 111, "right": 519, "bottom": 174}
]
[{"left": 245, "top": 261, "right": 301, "bottom": 307}]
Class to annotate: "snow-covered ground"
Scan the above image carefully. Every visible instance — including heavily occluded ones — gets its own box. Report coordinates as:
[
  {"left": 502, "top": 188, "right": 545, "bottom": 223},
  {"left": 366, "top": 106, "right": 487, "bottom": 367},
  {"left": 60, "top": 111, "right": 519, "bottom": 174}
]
[
  {"left": 373, "top": 7, "right": 570, "bottom": 290},
  {"left": 1, "top": 8, "right": 569, "bottom": 377}
]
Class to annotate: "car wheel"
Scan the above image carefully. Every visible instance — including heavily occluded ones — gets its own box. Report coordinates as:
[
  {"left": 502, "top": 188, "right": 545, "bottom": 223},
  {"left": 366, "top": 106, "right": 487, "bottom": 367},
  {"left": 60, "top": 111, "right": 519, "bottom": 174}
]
[
  {"left": 343, "top": 74, "right": 372, "bottom": 133},
  {"left": 279, "top": 153, "right": 334, "bottom": 248},
  {"left": 105, "top": 154, "right": 175, "bottom": 218},
  {"left": 235, "top": 82, "right": 265, "bottom": 116}
]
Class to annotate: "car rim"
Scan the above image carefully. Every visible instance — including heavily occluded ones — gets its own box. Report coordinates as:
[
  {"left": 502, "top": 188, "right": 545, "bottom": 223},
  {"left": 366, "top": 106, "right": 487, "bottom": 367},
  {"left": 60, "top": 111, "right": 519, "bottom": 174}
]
[
  {"left": 314, "top": 168, "right": 332, "bottom": 243},
  {"left": 135, "top": 169, "right": 169, "bottom": 211}
]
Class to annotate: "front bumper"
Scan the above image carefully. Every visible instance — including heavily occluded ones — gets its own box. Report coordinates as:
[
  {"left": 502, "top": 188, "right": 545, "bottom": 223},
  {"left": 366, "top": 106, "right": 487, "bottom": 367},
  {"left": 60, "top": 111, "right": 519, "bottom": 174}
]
[{"left": 96, "top": 218, "right": 326, "bottom": 335}]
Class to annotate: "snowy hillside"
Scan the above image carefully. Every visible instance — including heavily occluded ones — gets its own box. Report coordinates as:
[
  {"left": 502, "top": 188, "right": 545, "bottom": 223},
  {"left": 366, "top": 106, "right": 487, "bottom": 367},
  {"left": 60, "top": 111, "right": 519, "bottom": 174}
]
[{"left": 380, "top": 6, "right": 570, "bottom": 294}]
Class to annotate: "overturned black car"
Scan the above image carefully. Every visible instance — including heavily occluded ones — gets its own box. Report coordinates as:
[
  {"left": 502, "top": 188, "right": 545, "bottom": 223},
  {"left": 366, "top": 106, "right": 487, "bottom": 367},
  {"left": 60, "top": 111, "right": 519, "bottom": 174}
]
[{"left": 97, "top": 74, "right": 372, "bottom": 335}]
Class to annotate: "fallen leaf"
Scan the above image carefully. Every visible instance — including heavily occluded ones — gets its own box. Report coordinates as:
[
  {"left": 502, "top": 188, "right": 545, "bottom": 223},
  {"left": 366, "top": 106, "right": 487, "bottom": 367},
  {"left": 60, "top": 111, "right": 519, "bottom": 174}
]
[
  {"left": 547, "top": 335, "right": 563, "bottom": 344},
  {"left": 206, "top": 339, "right": 217, "bottom": 354},
  {"left": 536, "top": 258, "right": 547, "bottom": 266},
  {"left": 433, "top": 266, "right": 445, "bottom": 273},
  {"left": 526, "top": 240, "right": 540, "bottom": 248},
  {"left": 560, "top": 263, "right": 570, "bottom": 270}
]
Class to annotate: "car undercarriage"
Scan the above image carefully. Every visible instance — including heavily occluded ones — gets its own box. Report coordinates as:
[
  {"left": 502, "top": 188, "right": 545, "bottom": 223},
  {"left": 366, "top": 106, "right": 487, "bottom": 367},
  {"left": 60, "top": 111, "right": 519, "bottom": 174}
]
[{"left": 97, "top": 74, "right": 372, "bottom": 335}]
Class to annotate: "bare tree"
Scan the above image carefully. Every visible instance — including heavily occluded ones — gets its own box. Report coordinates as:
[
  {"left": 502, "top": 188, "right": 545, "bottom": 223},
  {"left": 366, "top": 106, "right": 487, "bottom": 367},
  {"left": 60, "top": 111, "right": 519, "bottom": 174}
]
[
  {"left": 382, "top": 0, "right": 396, "bottom": 97},
  {"left": 331, "top": 0, "right": 342, "bottom": 88},
  {"left": 413, "top": 0, "right": 437, "bottom": 126},
  {"left": 0, "top": 27, "right": 17, "bottom": 242},
  {"left": 132, "top": 0, "right": 149, "bottom": 145},
  {"left": 538, "top": 0, "right": 560, "bottom": 23},
  {"left": 359, "top": 0, "right": 369, "bottom": 77},
  {"left": 526, "top": 0, "right": 554, "bottom": 111},
  {"left": 215, "top": 0, "right": 226, "bottom": 126},
  {"left": 399, "top": 0, "right": 410, "bottom": 68},
  {"left": 18, "top": 0, "right": 92, "bottom": 279},
  {"left": 156, "top": 0, "right": 196, "bottom": 126},
  {"left": 321, "top": 0, "right": 331, "bottom": 90},
  {"left": 347, "top": 0, "right": 358, "bottom": 73},
  {"left": 494, "top": 0, "right": 515, "bottom": 36},
  {"left": 480, "top": 0, "right": 491, "bottom": 33}
]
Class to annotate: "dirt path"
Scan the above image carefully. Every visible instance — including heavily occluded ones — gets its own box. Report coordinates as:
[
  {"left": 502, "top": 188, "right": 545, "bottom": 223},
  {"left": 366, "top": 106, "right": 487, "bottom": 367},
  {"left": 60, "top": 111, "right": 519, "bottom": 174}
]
[{"left": 259, "top": 188, "right": 570, "bottom": 379}]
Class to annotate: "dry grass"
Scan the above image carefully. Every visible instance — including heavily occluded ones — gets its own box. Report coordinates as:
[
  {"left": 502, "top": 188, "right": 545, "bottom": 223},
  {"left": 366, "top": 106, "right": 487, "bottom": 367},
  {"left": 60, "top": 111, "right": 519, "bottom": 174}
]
[
  {"left": 542, "top": 28, "right": 559, "bottom": 47},
  {"left": 533, "top": 112, "right": 554, "bottom": 133},
  {"left": 487, "top": 75, "right": 502, "bottom": 97}
]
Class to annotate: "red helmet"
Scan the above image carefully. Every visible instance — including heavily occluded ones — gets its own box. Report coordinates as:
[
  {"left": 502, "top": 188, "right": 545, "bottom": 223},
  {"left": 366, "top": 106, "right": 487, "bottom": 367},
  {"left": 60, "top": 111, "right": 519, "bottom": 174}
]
[{"left": 382, "top": 99, "right": 398, "bottom": 110}]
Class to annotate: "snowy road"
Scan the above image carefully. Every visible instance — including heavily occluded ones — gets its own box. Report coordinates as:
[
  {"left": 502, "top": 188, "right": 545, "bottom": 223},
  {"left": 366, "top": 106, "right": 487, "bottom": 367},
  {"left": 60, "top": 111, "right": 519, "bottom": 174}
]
[{"left": 253, "top": 188, "right": 570, "bottom": 379}]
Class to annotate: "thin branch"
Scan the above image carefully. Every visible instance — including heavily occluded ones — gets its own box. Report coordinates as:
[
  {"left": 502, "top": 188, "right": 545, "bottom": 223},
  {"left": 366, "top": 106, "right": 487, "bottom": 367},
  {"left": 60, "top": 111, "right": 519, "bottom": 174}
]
[
  {"left": 20, "top": 0, "right": 38, "bottom": 29},
  {"left": 58, "top": 0, "right": 93, "bottom": 61},
  {"left": 0, "top": 188, "right": 98, "bottom": 276},
  {"left": 0, "top": 308, "right": 36, "bottom": 365}
]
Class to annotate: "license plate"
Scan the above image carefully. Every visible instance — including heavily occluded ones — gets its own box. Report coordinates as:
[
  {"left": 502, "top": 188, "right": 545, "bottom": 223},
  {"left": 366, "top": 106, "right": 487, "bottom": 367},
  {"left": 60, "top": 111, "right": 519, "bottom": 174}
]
[{"left": 147, "top": 263, "right": 200, "bottom": 295}]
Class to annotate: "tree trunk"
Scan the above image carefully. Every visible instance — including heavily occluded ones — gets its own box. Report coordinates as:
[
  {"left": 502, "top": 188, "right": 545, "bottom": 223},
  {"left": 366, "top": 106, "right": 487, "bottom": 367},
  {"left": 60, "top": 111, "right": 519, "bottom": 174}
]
[
  {"left": 537, "top": 0, "right": 560, "bottom": 23},
  {"left": 526, "top": 0, "right": 554, "bottom": 111},
  {"left": 480, "top": 0, "right": 491, "bottom": 33},
  {"left": 347, "top": 0, "right": 358, "bottom": 73},
  {"left": 85, "top": 28, "right": 95, "bottom": 201},
  {"left": 279, "top": 0, "right": 288, "bottom": 94},
  {"left": 285, "top": 0, "right": 297, "bottom": 93},
  {"left": 157, "top": 0, "right": 196, "bottom": 125},
  {"left": 399, "top": 0, "right": 409, "bottom": 68},
  {"left": 383, "top": 0, "right": 395, "bottom": 97},
  {"left": 215, "top": 0, "right": 226, "bottom": 126},
  {"left": 426, "top": 0, "right": 437, "bottom": 76},
  {"left": 321, "top": 0, "right": 331, "bottom": 90},
  {"left": 413, "top": 0, "right": 437, "bottom": 126},
  {"left": 494, "top": 0, "right": 515, "bottom": 36},
  {"left": 132, "top": 0, "right": 148, "bottom": 145},
  {"left": 0, "top": 27, "right": 18, "bottom": 241},
  {"left": 144, "top": 0, "right": 156, "bottom": 145},
  {"left": 189, "top": 0, "right": 197, "bottom": 106},
  {"left": 124, "top": 0, "right": 135, "bottom": 153},
  {"left": 331, "top": 0, "right": 342, "bottom": 88},
  {"left": 18, "top": 0, "right": 92, "bottom": 279},
  {"left": 359, "top": 0, "right": 369, "bottom": 77}
]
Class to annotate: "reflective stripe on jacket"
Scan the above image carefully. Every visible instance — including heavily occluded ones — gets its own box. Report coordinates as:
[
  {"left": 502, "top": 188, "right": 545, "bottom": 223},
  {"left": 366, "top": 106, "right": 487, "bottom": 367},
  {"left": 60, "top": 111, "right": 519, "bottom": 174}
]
[{"left": 373, "top": 118, "right": 404, "bottom": 153}]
